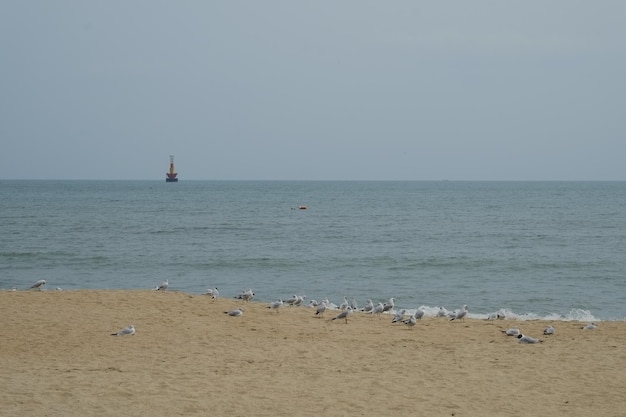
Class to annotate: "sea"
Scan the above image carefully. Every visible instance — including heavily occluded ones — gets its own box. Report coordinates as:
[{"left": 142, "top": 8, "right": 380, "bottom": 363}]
[{"left": 2, "top": 180, "right": 625, "bottom": 321}]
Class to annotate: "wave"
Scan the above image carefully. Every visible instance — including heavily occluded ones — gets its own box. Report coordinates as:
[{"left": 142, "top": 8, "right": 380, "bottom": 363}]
[{"left": 398, "top": 306, "right": 607, "bottom": 322}]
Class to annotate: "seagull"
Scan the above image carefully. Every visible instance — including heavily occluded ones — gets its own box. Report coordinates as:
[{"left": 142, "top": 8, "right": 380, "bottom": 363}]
[
  {"left": 235, "top": 289, "right": 255, "bottom": 302},
  {"left": 502, "top": 327, "right": 521, "bottom": 336},
  {"left": 350, "top": 298, "right": 358, "bottom": 311},
  {"left": 293, "top": 295, "right": 306, "bottom": 306},
  {"left": 315, "top": 301, "right": 328, "bottom": 318},
  {"left": 331, "top": 307, "right": 353, "bottom": 324},
  {"left": 204, "top": 287, "right": 219, "bottom": 300},
  {"left": 382, "top": 298, "right": 395, "bottom": 313},
  {"left": 391, "top": 309, "right": 407, "bottom": 324},
  {"left": 155, "top": 279, "right": 169, "bottom": 291},
  {"left": 403, "top": 314, "right": 417, "bottom": 329},
  {"left": 449, "top": 305, "right": 469, "bottom": 322},
  {"left": 267, "top": 299, "right": 283, "bottom": 313},
  {"left": 339, "top": 296, "right": 350, "bottom": 311},
  {"left": 581, "top": 322, "right": 598, "bottom": 330},
  {"left": 111, "top": 324, "right": 135, "bottom": 336},
  {"left": 225, "top": 308, "right": 244, "bottom": 317},
  {"left": 543, "top": 325, "right": 556, "bottom": 335},
  {"left": 369, "top": 302, "right": 385, "bottom": 318},
  {"left": 414, "top": 307, "right": 425, "bottom": 320},
  {"left": 30, "top": 279, "right": 46, "bottom": 290},
  {"left": 361, "top": 299, "right": 374, "bottom": 313},
  {"left": 284, "top": 295, "right": 299, "bottom": 305},
  {"left": 518, "top": 334, "right": 543, "bottom": 344},
  {"left": 436, "top": 306, "right": 448, "bottom": 317}
]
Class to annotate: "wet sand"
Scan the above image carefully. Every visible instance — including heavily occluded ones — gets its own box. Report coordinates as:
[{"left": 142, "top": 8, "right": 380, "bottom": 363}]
[{"left": 1, "top": 290, "right": 625, "bottom": 416}]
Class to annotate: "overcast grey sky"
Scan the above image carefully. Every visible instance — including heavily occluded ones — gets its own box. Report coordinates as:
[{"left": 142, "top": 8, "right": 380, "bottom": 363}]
[{"left": 1, "top": 1, "right": 625, "bottom": 180}]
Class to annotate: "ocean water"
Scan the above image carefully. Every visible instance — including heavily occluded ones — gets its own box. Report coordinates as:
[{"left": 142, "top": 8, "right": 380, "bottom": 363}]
[{"left": 2, "top": 180, "right": 625, "bottom": 321}]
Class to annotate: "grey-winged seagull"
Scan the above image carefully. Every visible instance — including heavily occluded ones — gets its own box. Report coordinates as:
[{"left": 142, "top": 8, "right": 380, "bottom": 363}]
[{"left": 111, "top": 324, "right": 135, "bottom": 336}]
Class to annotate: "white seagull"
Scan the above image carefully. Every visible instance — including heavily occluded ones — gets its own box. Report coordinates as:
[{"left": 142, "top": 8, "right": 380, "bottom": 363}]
[
  {"left": 581, "top": 322, "right": 598, "bottom": 330},
  {"left": 204, "top": 287, "right": 219, "bottom": 300},
  {"left": 391, "top": 309, "right": 407, "bottom": 324},
  {"left": 403, "top": 314, "right": 417, "bottom": 329},
  {"left": 331, "top": 307, "right": 353, "bottom": 324},
  {"left": 235, "top": 289, "right": 255, "bottom": 302},
  {"left": 267, "top": 299, "right": 283, "bottom": 313},
  {"left": 294, "top": 295, "right": 306, "bottom": 306},
  {"left": 543, "top": 325, "right": 556, "bottom": 335},
  {"left": 30, "top": 279, "right": 46, "bottom": 290},
  {"left": 308, "top": 299, "right": 320, "bottom": 307},
  {"left": 315, "top": 301, "right": 328, "bottom": 318},
  {"left": 414, "top": 307, "right": 425, "bottom": 320},
  {"left": 449, "top": 305, "right": 469, "bottom": 322},
  {"left": 155, "top": 279, "right": 169, "bottom": 291},
  {"left": 339, "top": 296, "right": 350, "bottom": 311},
  {"left": 518, "top": 334, "right": 543, "bottom": 344},
  {"left": 284, "top": 295, "right": 299, "bottom": 305},
  {"left": 111, "top": 324, "right": 135, "bottom": 336},
  {"left": 502, "top": 327, "right": 521, "bottom": 336},
  {"left": 370, "top": 302, "right": 385, "bottom": 318},
  {"left": 361, "top": 299, "right": 374, "bottom": 313},
  {"left": 225, "top": 308, "right": 244, "bottom": 317},
  {"left": 382, "top": 298, "right": 395, "bottom": 313}
]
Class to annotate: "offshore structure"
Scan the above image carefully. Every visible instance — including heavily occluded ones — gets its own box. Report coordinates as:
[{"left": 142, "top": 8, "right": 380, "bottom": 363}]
[{"left": 166, "top": 154, "right": 178, "bottom": 182}]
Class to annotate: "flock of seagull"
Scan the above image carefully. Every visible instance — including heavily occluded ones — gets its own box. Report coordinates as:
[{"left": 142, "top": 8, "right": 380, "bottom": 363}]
[
  {"left": 218, "top": 292, "right": 472, "bottom": 327},
  {"left": 22, "top": 279, "right": 600, "bottom": 341}
]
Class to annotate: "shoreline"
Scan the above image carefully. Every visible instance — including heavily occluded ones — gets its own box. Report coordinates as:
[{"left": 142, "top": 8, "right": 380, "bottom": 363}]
[
  {"left": 2, "top": 288, "right": 617, "bottom": 322},
  {"left": 2, "top": 290, "right": 626, "bottom": 416}
]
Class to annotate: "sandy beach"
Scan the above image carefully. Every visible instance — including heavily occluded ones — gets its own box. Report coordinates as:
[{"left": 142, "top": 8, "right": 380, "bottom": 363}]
[{"left": 1, "top": 290, "right": 625, "bottom": 417}]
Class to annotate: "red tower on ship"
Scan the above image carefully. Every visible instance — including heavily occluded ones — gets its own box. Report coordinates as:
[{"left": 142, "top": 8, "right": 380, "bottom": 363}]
[{"left": 166, "top": 154, "right": 178, "bottom": 182}]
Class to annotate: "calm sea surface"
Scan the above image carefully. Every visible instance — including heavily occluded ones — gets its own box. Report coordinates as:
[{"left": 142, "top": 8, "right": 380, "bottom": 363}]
[{"left": 2, "top": 180, "right": 625, "bottom": 321}]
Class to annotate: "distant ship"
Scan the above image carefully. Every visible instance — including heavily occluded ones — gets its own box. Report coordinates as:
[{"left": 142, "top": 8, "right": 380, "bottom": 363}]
[{"left": 166, "top": 154, "right": 178, "bottom": 182}]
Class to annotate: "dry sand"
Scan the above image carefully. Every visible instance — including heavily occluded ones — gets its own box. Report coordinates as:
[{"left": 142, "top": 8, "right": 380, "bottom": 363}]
[{"left": 1, "top": 290, "right": 625, "bottom": 417}]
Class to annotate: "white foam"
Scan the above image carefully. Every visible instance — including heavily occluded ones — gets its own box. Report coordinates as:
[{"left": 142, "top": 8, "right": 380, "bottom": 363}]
[{"left": 381, "top": 305, "right": 604, "bottom": 322}]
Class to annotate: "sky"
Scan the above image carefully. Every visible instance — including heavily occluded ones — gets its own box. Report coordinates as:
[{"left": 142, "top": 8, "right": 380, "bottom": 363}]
[{"left": 1, "top": 1, "right": 625, "bottom": 181}]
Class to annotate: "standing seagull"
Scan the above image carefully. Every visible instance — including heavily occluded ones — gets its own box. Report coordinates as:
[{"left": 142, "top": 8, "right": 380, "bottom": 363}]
[
  {"left": 235, "top": 289, "right": 255, "bottom": 302},
  {"left": 391, "top": 309, "right": 407, "bottom": 324},
  {"left": 111, "top": 324, "right": 135, "bottom": 336},
  {"left": 155, "top": 279, "right": 169, "bottom": 291},
  {"left": 30, "top": 279, "right": 46, "bottom": 290},
  {"left": 361, "top": 299, "right": 374, "bottom": 313},
  {"left": 369, "top": 302, "right": 385, "bottom": 318},
  {"left": 403, "top": 314, "right": 417, "bottom": 329},
  {"left": 204, "top": 287, "right": 219, "bottom": 300},
  {"left": 284, "top": 295, "right": 299, "bottom": 306},
  {"left": 315, "top": 301, "right": 328, "bottom": 318},
  {"left": 339, "top": 296, "right": 350, "bottom": 311},
  {"left": 382, "top": 298, "right": 395, "bottom": 313},
  {"left": 449, "top": 305, "right": 469, "bottom": 322},
  {"left": 267, "top": 299, "right": 283, "bottom": 313},
  {"left": 332, "top": 307, "right": 353, "bottom": 324}
]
